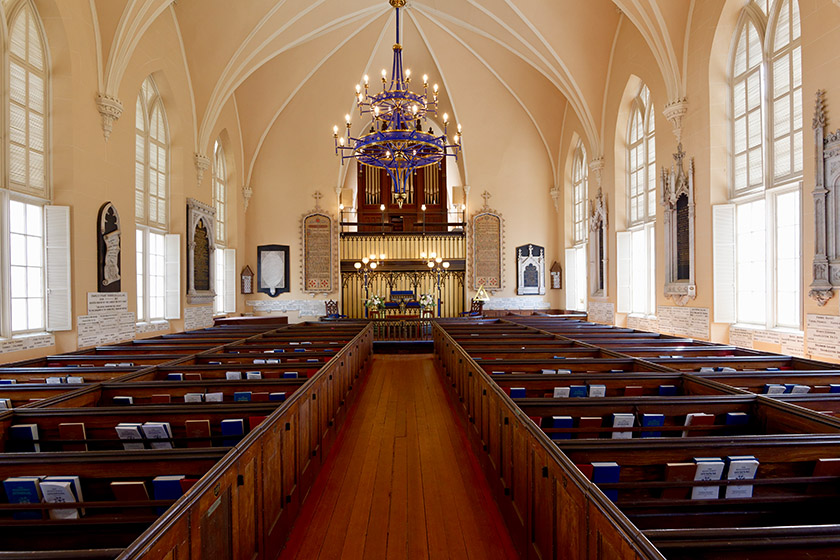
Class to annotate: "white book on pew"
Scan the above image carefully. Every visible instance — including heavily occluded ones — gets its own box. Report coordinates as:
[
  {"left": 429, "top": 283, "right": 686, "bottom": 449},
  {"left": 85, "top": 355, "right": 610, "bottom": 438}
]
[
  {"left": 764, "top": 384, "right": 786, "bottom": 395},
  {"left": 40, "top": 480, "right": 78, "bottom": 519},
  {"left": 553, "top": 387, "right": 570, "bottom": 398},
  {"left": 557, "top": 369, "right": 572, "bottom": 374},
  {"left": 184, "top": 393, "right": 204, "bottom": 403},
  {"left": 541, "top": 369, "right": 556, "bottom": 374},
  {"left": 66, "top": 376, "right": 84, "bottom": 384},
  {"left": 46, "top": 377, "right": 64, "bottom": 385},
  {"left": 724, "top": 455, "right": 759, "bottom": 498},
  {"left": 246, "top": 371, "right": 262, "bottom": 380},
  {"left": 699, "top": 367, "right": 714, "bottom": 373},
  {"left": 205, "top": 392, "right": 224, "bottom": 403},
  {"left": 611, "top": 413, "right": 635, "bottom": 439},
  {"left": 42, "top": 475, "right": 84, "bottom": 519},
  {"left": 588, "top": 385, "right": 606, "bottom": 398},
  {"left": 225, "top": 371, "right": 242, "bottom": 380},
  {"left": 0, "top": 398, "right": 11, "bottom": 409},
  {"left": 790, "top": 384, "right": 811, "bottom": 394},
  {"left": 141, "top": 422, "right": 174, "bottom": 449},
  {"left": 692, "top": 457, "right": 724, "bottom": 500},
  {"left": 115, "top": 423, "right": 145, "bottom": 450}
]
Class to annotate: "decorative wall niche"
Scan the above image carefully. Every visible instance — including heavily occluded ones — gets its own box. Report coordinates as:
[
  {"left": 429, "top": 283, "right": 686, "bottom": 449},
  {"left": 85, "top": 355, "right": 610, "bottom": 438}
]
[
  {"left": 589, "top": 187, "right": 608, "bottom": 297},
  {"left": 810, "top": 90, "right": 840, "bottom": 306},
  {"left": 516, "top": 244, "right": 545, "bottom": 295},
  {"left": 186, "top": 198, "right": 217, "bottom": 304},
  {"left": 661, "top": 143, "right": 696, "bottom": 306}
]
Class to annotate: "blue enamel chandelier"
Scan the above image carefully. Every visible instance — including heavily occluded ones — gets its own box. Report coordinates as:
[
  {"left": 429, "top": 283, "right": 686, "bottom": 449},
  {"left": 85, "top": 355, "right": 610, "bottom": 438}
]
[{"left": 333, "top": 0, "right": 462, "bottom": 208}]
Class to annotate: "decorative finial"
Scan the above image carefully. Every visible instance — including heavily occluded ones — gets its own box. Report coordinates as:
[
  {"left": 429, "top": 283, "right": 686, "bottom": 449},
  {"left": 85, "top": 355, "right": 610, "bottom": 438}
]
[
  {"left": 814, "top": 89, "right": 827, "bottom": 130},
  {"left": 390, "top": 0, "right": 406, "bottom": 7}
]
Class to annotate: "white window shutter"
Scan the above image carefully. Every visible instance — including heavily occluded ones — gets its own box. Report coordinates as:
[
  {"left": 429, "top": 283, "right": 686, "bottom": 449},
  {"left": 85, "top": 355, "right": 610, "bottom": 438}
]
[
  {"left": 565, "top": 248, "right": 576, "bottom": 311},
  {"left": 616, "top": 231, "right": 632, "bottom": 314},
  {"left": 45, "top": 205, "right": 72, "bottom": 331},
  {"left": 164, "top": 234, "right": 180, "bottom": 320},
  {"left": 713, "top": 204, "right": 737, "bottom": 323},
  {"left": 224, "top": 248, "right": 236, "bottom": 313}
]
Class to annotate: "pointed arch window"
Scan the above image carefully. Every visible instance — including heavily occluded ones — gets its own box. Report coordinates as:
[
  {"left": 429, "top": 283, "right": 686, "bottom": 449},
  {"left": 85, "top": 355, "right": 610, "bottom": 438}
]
[
  {"left": 135, "top": 77, "right": 168, "bottom": 230},
  {"left": 135, "top": 76, "right": 178, "bottom": 323},
  {"left": 566, "top": 140, "right": 589, "bottom": 312},
  {"left": 617, "top": 83, "right": 656, "bottom": 316},
  {"left": 212, "top": 139, "right": 234, "bottom": 315},
  {"left": 627, "top": 85, "right": 656, "bottom": 226},
  {"left": 572, "top": 141, "right": 588, "bottom": 245},
  {"left": 2, "top": 4, "right": 72, "bottom": 338},
  {"left": 715, "top": 0, "right": 802, "bottom": 330},
  {"left": 9, "top": 3, "right": 48, "bottom": 196}
]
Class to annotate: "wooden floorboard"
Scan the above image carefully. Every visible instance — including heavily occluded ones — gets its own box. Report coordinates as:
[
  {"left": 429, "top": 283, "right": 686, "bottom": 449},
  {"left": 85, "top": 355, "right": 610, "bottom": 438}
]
[{"left": 279, "top": 354, "right": 518, "bottom": 560}]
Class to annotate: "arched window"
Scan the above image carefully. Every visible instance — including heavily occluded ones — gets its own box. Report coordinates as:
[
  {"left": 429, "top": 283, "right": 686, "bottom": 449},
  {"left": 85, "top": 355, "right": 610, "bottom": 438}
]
[
  {"left": 627, "top": 84, "right": 656, "bottom": 225},
  {"left": 572, "top": 141, "right": 588, "bottom": 245},
  {"left": 715, "top": 0, "right": 802, "bottom": 330},
  {"left": 135, "top": 76, "right": 171, "bottom": 323},
  {"left": 212, "top": 140, "right": 227, "bottom": 244},
  {"left": 617, "top": 83, "right": 656, "bottom": 316},
  {"left": 135, "top": 77, "right": 168, "bottom": 230},
  {"left": 6, "top": 3, "right": 66, "bottom": 336},
  {"left": 9, "top": 3, "right": 47, "bottom": 196},
  {"left": 212, "top": 139, "right": 232, "bottom": 315},
  {"left": 566, "top": 140, "right": 589, "bottom": 312}
]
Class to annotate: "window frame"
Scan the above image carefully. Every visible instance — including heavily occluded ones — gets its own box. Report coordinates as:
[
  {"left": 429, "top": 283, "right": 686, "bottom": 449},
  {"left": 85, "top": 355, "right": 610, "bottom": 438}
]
[
  {"left": 626, "top": 84, "right": 656, "bottom": 228},
  {"left": 135, "top": 77, "right": 169, "bottom": 231},
  {"left": 212, "top": 139, "right": 227, "bottom": 246},
  {"left": 136, "top": 225, "right": 167, "bottom": 323},
  {"left": 726, "top": 0, "right": 803, "bottom": 330},
  {"left": 572, "top": 141, "right": 588, "bottom": 245}
]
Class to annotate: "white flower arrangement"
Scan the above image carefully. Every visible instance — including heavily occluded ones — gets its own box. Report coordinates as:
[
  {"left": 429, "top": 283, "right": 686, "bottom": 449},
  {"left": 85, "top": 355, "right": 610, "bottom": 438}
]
[
  {"left": 364, "top": 294, "right": 385, "bottom": 310},
  {"left": 419, "top": 293, "right": 435, "bottom": 309}
]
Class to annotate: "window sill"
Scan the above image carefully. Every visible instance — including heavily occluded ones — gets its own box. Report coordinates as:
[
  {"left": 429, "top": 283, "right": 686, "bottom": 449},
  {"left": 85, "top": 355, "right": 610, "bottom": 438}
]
[
  {"left": 2, "top": 331, "right": 51, "bottom": 341},
  {"left": 731, "top": 324, "right": 804, "bottom": 336}
]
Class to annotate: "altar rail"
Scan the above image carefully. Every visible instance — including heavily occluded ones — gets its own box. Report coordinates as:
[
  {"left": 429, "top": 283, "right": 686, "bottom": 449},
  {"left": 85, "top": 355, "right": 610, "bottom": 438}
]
[{"left": 371, "top": 318, "right": 433, "bottom": 341}]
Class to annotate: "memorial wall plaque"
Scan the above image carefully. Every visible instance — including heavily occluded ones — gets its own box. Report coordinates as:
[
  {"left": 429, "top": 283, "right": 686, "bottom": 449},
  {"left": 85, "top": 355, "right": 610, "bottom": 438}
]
[
  {"left": 186, "top": 198, "right": 217, "bottom": 304},
  {"left": 516, "top": 244, "right": 545, "bottom": 295},
  {"left": 471, "top": 212, "right": 503, "bottom": 291},
  {"left": 589, "top": 187, "right": 608, "bottom": 297},
  {"left": 662, "top": 144, "right": 696, "bottom": 305},
  {"left": 676, "top": 194, "right": 690, "bottom": 280},
  {"left": 97, "top": 202, "right": 121, "bottom": 292},
  {"left": 258, "top": 245, "right": 290, "bottom": 297},
  {"left": 194, "top": 221, "right": 211, "bottom": 292},
  {"left": 302, "top": 213, "right": 334, "bottom": 293}
]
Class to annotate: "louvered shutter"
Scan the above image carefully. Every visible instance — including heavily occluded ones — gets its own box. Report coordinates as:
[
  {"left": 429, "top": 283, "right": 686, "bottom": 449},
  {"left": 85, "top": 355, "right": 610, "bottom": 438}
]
[
  {"left": 164, "top": 234, "right": 180, "bottom": 320},
  {"left": 565, "top": 248, "right": 576, "bottom": 311},
  {"left": 713, "top": 204, "right": 737, "bottom": 323},
  {"left": 224, "top": 249, "right": 236, "bottom": 313},
  {"left": 616, "top": 232, "right": 632, "bottom": 314},
  {"left": 45, "top": 205, "right": 71, "bottom": 331}
]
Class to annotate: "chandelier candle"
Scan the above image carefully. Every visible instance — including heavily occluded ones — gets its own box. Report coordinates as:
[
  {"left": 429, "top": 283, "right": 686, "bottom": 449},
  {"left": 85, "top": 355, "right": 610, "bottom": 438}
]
[{"left": 333, "top": 0, "right": 462, "bottom": 208}]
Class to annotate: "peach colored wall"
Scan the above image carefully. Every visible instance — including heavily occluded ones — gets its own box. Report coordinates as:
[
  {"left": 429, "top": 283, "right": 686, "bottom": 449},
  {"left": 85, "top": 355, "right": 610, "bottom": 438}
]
[
  {"left": 0, "top": 0, "right": 244, "bottom": 363},
  {"left": 4, "top": 0, "right": 840, "bottom": 364}
]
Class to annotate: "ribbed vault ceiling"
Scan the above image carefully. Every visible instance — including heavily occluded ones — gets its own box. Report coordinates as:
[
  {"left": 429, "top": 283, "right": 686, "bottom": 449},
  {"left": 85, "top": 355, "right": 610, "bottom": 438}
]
[{"left": 91, "top": 0, "right": 693, "bottom": 186}]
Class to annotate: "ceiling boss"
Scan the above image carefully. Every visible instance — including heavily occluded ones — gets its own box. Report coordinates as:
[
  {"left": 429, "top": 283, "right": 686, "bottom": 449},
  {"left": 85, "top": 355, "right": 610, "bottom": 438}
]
[{"left": 333, "top": 0, "right": 462, "bottom": 208}]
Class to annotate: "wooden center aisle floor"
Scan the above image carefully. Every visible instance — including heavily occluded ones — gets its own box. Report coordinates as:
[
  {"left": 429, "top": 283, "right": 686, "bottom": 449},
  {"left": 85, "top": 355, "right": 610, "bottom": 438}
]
[{"left": 279, "top": 354, "right": 519, "bottom": 560}]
